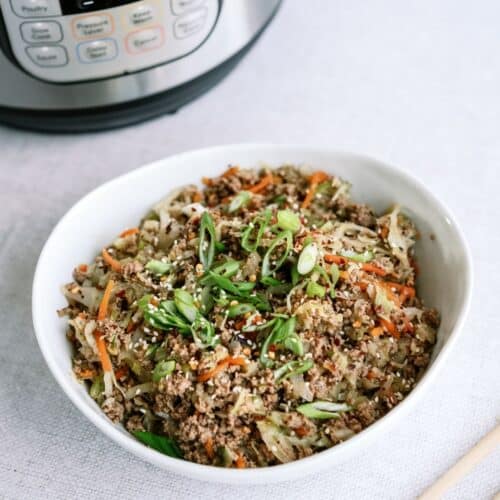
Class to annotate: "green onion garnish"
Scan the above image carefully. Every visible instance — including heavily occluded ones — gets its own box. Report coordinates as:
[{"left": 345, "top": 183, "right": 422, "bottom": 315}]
[
  {"left": 227, "top": 303, "right": 256, "bottom": 318},
  {"left": 297, "top": 243, "right": 318, "bottom": 275},
  {"left": 152, "top": 359, "right": 176, "bottom": 382},
  {"left": 259, "top": 317, "right": 303, "bottom": 365},
  {"left": 228, "top": 191, "right": 251, "bottom": 213},
  {"left": 340, "top": 249, "right": 374, "bottom": 262},
  {"left": 133, "top": 431, "right": 183, "bottom": 458},
  {"left": 296, "top": 401, "right": 351, "bottom": 419},
  {"left": 191, "top": 315, "right": 219, "bottom": 348},
  {"left": 174, "top": 289, "right": 198, "bottom": 323},
  {"left": 277, "top": 209, "right": 301, "bottom": 233},
  {"left": 274, "top": 359, "right": 314, "bottom": 382},
  {"left": 330, "top": 263, "right": 340, "bottom": 298},
  {"left": 145, "top": 259, "right": 172, "bottom": 276},
  {"left": 306, "top": 281, "right": 326, "bottom": 298},
  {"left": 261, "top": 230, "right": 293, "bottom": 277},
  {"left": 199, "top": 212, "right": 217, "bottom": 270},
  {"left": 241, "top": 209, "right": 271, "bottom": 252},
  {"left": 211, "top": 259, "right": 240, "bottom": 278}
]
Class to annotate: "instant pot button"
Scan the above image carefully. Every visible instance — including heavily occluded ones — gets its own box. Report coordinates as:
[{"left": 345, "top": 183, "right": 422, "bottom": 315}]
[
  {"left": 72, "top": 14, "right": 113, "bottom": 39},
  {"left": 10, "top": 0, "right": 61, "bottom": 17},
  {"left": 77, "top": 39, "right": 118, "bottom": 63},
  {"left": 20, "top": 21, "right": 63, "bottom": 43},
  {"left": 129, "top": 4, "right": 155, "bottom": 27},
  {"left": 173, "top": 8, "right": 207, "bottom": 39},
  {"left": 26, "top": 45, "right": 68, "bottom": 66},
  {"left": 126, "top": 26, "right": 164, "bottom": 54},
  {"left": 170, "top": 0, "right": 205, "bottom": 16}
]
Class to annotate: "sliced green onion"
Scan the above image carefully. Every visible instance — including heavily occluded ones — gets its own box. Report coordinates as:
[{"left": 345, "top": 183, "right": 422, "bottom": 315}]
[
  {"left": 261, "top": 230, "right": 293, "bottom": 277},
  {"left": 274, "top": 359, "right": 314, "bottom": 382},
  {"left": 211, "top": 259, "right": 240, "bottom": 278},
  {"left": 199, "top": 285, "right": 214, "bottom": 314},
  {"left": 191, "top": 315, "right": 219, "bottom": 348},
  {"left": 145, "top": 344, "right": 159, "bottom": 359},
  {"left": 152, "top": 359, "right": 176, "bottom": 382},
  {"left": 133, "top": 431, "right": 183, "bottom": 458},
  {"left": 139, "top": 299, "right": 191, "bottom": 334},
  {"left": 227, "top": 303, "right": 255, "bottom": 318},
  {"left": 340, "top": 249, "right": 374, "bottom": 263},
  {"left": 89, "top": 375, "right": 104, "bottom": 399},
  {"left": 199, "top": 212, "right": 217, "bottom": 270},
  {"left": 329, "top": 263, "right": 340, "bottom": 298},
  {"left": 297, "top": 243, "right": 318, "bottom": 275},
  {"left": 145, "top": 259, "right": 172, "bottom": 276},
  {"left": 291, "top": 262, "right": 300, "bottom": 286},
  {"left": 277, "top": 210, "right": 301, "bottom": 233},
  {"left": 260, "top": 319, "right": 284, "bottom": 367},
  {"left": 241, "top": 209, "right": 271, "bottom": 252},
  {"left": 273, "top": 194, "right": 287, "bottom": 206},
  {"left": 306, "top": 281, "right": 325, "bottom": 298},
  {"left": 228, "top": 191, "right": 251, "bottom": 213},
  {"left": 174, "top": 289, "right": 198, "bottom": 323},
  {"left": 296, "top": 401, "right": 351, "bottom": 419},
  {"left": 259, "top": 317, "right": 303, "bottom": 365}
]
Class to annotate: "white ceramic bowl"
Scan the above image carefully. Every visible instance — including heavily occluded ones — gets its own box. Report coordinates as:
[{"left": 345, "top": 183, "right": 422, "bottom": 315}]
[{"left": 32, "top": 144, "right": 472, "bottom": 484}]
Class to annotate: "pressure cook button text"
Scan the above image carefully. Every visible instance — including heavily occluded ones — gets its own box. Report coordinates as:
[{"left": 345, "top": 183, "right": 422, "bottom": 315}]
[{"left": 73, "top": 14, "right": 113, "bottom": 39}]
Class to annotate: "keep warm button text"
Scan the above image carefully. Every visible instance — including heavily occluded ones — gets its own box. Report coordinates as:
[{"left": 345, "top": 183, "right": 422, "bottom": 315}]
[{"left": 126, "top": 26, "right": 164, "bottom": 54}]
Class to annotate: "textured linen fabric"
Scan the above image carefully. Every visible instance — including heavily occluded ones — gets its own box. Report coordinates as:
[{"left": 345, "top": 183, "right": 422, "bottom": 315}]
[{"left": 0, "top": 0, "right": 499, "bottom": 498}]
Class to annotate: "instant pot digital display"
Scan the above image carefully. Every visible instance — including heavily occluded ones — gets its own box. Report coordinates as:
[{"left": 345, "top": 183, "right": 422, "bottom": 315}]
[{"left": 60, "top": 0, "right": 140, "bottom": 15}]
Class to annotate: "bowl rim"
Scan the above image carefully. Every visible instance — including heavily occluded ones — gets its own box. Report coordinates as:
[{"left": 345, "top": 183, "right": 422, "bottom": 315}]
[{"left": 32, "top": 144, "right": 473, "bottom": 484}]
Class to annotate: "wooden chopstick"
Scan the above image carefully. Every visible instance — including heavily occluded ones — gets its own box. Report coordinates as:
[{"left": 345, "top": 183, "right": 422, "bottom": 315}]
[{"left": 419, "top": 422, "right": 500, "bottom": 499}]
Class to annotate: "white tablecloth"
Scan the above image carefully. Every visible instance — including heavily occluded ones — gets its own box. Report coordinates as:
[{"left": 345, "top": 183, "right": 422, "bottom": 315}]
[{"left": 1, "top": 1, "right": 499, "bottom": 498}]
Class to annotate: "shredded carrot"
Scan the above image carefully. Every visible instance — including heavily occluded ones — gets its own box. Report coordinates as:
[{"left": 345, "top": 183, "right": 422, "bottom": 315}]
[
  {"left": 379, "top": 317, "right": 399, "bottom": 338},
  {"left": 245, "top": 173, "right": 274, "bottom": 194},
  {"left": 339, "top": 270, "right": 350, "bottom": 280},
  {"left": 235, "top": 454, "right": 246, "bottom": 468},
  {"left": 78, "top": 264, "right": 88, "bottom": 273},
  {"left": 222, "top": 166, "right": 240, "bottom": 178},
  {"left": 202, "top": 176, "right": 213, "bottom": 186},
  {"left": 324, "top": 254, "right": 347, "bottom": 265},
  {"left": 204, "top": 437, "right": 214, "bottom": 459},
  {"left": 301, "top": 171, "right": 329, "bottom": 209},
  {"left": 102, "top": 248, "right": 122, "bottom": 273},
  {"left": 120, "top": 227, "right": 139, "bottom": 238},
  {"left": 192, "top": 190, "right": 203, "bottom": 202},
  {"left": 197, "top": 356, "right": 246, "bottom": 383},
  {"left": 380, "top": 226, "right": 389, "bottom": 239},
  {"left": 94, "top": 280, "right": 115, "bottom": 373},
  {"left": 294, "top": 426, "right": 310, "bottom": 438},
  {"left": 94, "top": 330, "right": 113, "bottom": 372},
  {"left": 353, "top": 320, "right": 362, "bottom": 328},
  {"left": 370, "top": 326, "right": 384, "bottom": 337},
  {"left": 115, "top": 366, "right": 128, "bottom": 380},
  {"left": 360, "top": 263, "right": 387, "bottom": 276},
  {"left": 324, "top": 254, "right": 387, "bottom": 276},
  {"left": 97, "top": 279, "right": 115, "bottom": 321},
  {"left": 402, "top": 315, "right": 414, "bottom": 333},
  {"left": 379, "top": 280, "right": 415, "bottom": 305},
  {"left": 77, "top": 368, "right": 96, "bottom": 379}
]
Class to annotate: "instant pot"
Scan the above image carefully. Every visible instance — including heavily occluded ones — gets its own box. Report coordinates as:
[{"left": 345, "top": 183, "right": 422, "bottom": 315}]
[{"left": 0, "top": 0, "right": 281, "bottom": 132}]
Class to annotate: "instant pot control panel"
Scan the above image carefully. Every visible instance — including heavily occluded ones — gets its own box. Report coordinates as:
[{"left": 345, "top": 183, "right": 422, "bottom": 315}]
[{"left": 0, "top": 0, "right": 219, "bottom": 83}]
